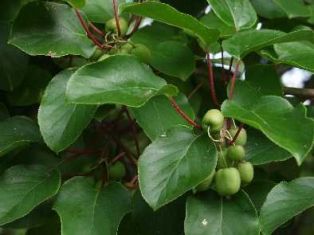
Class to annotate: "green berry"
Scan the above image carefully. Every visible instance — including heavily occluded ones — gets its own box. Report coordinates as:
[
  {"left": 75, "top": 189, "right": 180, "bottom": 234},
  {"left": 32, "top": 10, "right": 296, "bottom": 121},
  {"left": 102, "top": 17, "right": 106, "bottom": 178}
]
[
  {"left": 202, "top": 109, "right": 224, "bottom": 132},
  {"left": 215, "top": 168, "right": 241, "bottom": 196},
  {"left": 131, "top": 44, "right": 152, "bottom": 63},
  {"left": 227, "top": 145, "right": 245, "bottom": 161},
  {"left": 105, "top": 17, "right": 128, "bottom": 36},
  {"left": 109, "top": 161, "right": 126, "bottom": 180},
  {"left": 229, "top": 127, "right": 247, "bottom": 145},
  {"left": 195, "top": 171, "right": 215, "bottom": 192},
  {"left": 238, "top": 162, "right": 254, "bottom": 185}
]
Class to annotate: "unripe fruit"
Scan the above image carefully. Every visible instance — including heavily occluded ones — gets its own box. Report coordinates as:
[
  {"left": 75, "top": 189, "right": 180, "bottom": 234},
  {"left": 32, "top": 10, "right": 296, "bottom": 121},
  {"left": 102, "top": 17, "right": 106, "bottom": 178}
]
[
  {"left": 131, "top": 44, "right": 152, "bottom": 63},
  {"left": 215, "top": 168, "right": 241, "bottom": 196},
  {"left": 119, "top": 43, "right": 133, "bottom": 54},
  {"left": 195, "top": 171, "right": 215, "bottom": 192},
  {"left": 238, "top": 162, "right": 254, "bottom": 185},
  {"left": 109, "top": 162, "right": 126, "bottom": 180},
  {"left": 105, "top": 17, "right": 128, "bottom": 36},
  {"left": 229, "top": 127, "right": 247, "bottom": 145},
  {"left": 227, "top": 145, "right": 245, "bottom": 161},
  {"left": 202, "top": 109, "right": 224, "bottom": 132}
]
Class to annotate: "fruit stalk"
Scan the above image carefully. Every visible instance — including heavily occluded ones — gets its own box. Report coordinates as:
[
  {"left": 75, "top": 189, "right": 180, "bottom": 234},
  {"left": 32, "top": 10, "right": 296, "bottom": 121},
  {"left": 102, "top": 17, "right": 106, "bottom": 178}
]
[
  {"left": 169, "top": 97, "right": 202, "bottom": 129},
  {"left": 112, "top": 0, "right": 121, "bottom": 36},
  {"left": 206, "top": 52, "right": 220, "bottom": 107}
]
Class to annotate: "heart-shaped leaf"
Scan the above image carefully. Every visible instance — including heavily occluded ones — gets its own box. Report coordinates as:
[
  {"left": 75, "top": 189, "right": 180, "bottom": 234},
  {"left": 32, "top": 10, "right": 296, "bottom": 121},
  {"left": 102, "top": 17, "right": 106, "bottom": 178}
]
[
  {"left": 139, "top": 126, "right": 217, "bottom": 210},
  {"left": 0, "top": 165, "right": 61, "bottom": 226},
  {"left": 38, "top": 69, "right": 97, "bottom": 153},
  {"left": 66, "top": 55, "right": 177, "bottom": 107},
  {"left": 120, "top": 2, "right": 220, "bottom": 46},
  {"left": 185, "top": 190, "right": 260, "bottom": 235},
  {"left": 9, "top": 2, "right": 95, "bottom": 58},
  {"left": 54, "top": 177, "right": 131, "bottom": 235},
  {"left": 260, "top": 177, "right": 314, "bottom": 235}
]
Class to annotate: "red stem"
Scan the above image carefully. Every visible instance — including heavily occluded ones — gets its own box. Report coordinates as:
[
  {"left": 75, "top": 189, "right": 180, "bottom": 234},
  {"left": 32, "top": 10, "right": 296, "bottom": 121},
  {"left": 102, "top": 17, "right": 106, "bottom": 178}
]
[
  {"left": 206, "top": 53, "right": 219, "bottom": 107},
  {"left": 229, "top": 61, "right": 241, "bottom": 99},
  {"left": 129, "top": 16, "right": 142, "bottom": 35},
  {"left": 75, "top": 10, "right": 104, "bottom": 49},
  {"left": 229, "top": 123, "right": 244, "bottom": 145},
  {"left": 169, "top": 97, "right": 202, "bottom": 129},
  {"left": 89, "top": 22, "right": 105, "bottom": 37},
  {"left": 220, "top": 45, "right": 227, "bottom": 84},
  {"left": 125, "top": 108, "right": 141, "bottom": 157},
  {"left": 110, "top": 152, "right": 126, "bottom": 164},
  {"left": 112, "top": 0, "right": 121, "bottom": 36}
]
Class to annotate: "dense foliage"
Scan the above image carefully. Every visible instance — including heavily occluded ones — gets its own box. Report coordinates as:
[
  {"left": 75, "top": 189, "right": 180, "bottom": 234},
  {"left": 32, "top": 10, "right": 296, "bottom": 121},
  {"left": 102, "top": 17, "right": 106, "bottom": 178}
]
[{"left": 0, "top": 0, "right": 314, "bottom": 234}]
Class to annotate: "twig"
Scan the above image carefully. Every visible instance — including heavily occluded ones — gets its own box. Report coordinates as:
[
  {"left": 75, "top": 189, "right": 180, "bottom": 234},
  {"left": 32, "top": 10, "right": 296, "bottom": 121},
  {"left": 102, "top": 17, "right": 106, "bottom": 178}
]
[
  {"left": 109, "top": 152, "right": 126, "bottom": 164},
  {"left": 129, "top": 16, "right": 142, "bottom": 36},
  {"left": 229, "top": 123, "right": 244, "bottom": 145},
  {"left": 206, "top": 53, "right": 220, "bottom": 107},
  {"left": 229, "top": 61, "right": 241, "bottom": 99},
  {"left": 89, "top": 22, "right": 105, "bottom": 37},
  {"left": 75, "top": 10, "right": 104, "bottom": 49},
  {"left": 169, "top": 97, "right": 202, "bottom": 129},
  {"left": 284, "top": 87, "right": 314, "bottom": 99},
  {"left": 220, "top": 43, "right": 227, "bottom": 84},
  {"left": 112, "top": 0, "right": 121, "bottom": 36}
]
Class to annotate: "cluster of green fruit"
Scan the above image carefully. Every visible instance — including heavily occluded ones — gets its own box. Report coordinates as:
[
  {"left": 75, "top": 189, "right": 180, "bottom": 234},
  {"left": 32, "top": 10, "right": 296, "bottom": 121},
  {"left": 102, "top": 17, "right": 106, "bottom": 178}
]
[
  {"left": 195, "top": 109, "right": 254, "bottom": 197},
  {"left": 102, "top": 17, "right": 152, "bottom": 63}
]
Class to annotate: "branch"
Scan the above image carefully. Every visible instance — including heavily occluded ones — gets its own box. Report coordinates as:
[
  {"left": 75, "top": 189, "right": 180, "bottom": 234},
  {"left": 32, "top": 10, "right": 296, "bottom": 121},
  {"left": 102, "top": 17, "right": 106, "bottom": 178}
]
[
  {"left": 75, "top": 10, "right": 104, "bottom": 49},
  {"left": 229, "top": 61, "right": 241, "bottom": 100},
  {"left": 112, "top": 0, "right": 121, "bottom": 36},
  {"left": 284, "top": 87, "right": 314, "bottom": 99},
  {"left": 206, "top": 53, "right": 220, "bottom": 107},
  {"left": 169, "top": 97, "right": 202, "bottom": 129}
]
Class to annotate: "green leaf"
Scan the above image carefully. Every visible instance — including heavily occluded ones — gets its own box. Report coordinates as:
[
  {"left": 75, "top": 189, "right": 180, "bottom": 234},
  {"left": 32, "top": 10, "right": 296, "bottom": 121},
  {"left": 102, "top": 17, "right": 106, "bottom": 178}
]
[
  {"left": 273, "top": 41, "right": 314, "bottom": 73},
  {"left": 66, "top": 55, "right": 177, "bottom": 107},
  {"left": 185, "top": 190, "right": 260, "bottom": 235},
  {"left": 244, "top": 180, "right": 276, "bottom": 211},
  {"left": 131, "top": 94, "right": 195, "bottom": 140},
  {"left": 147, "top": 40, "right": 195, "bottom": 80},
  {"left": 38, "top": 69, "right": 97, "bottom": 153},
  {"left": 201, "top": 11, "right": 235, "bottom": 38},
  {"left": 53, "top": 177, "right": 131, "bottom": 235},
  {"left": 222, "top": 95, "right": 314, "bottom": 165},
  {"left": 246, "top": 129, "right": 292, "bottom": 165},
  {"left": 118, "top": 191, "right": 185, "bottom": 235},
  {"left": 6, "top": 65, "right": 52, "bottom": 106},
  {"left": 0, "top": 116, "right": 42, "bottom": 157},
  {"left": 65, "top": 0, "right": 86, "bottom": 9},
  {"left": 130, "top": 23, "right": 195, "bottom": 80},
  {"left": 0, "top": 22, "right": 29, "bottom": 91},
  {"left": 260, "top": 177, "right": 314, "bottom": 235},
  {"left": 207, "top": 0, "right": 257, "bottom": 31},
  {"left": 222, "top": 28, "right": 314, "bottom": 59},
  {"left": 9, "top": 2, "right": 95, "bottom": 58},
  {"left": 0, "top": 165, "right": 61, "bottom": 226},
  {"left": 120, "top": 2, "right": 220, "bottom": 46},
  {"left": 139, "top": 126, "right": 217, "bottom": 210},
  {"left": 82, "top": 0, "right": 126, "bottom": 23},
  {"left": 251, "top": 0, "right": 286, "bottom": 19},
  {"left": 245, "top": 64, "right": 283, "bottom": 96},
  {"left": 273, "top": 0, "right": 311, "bottom": 18}
]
